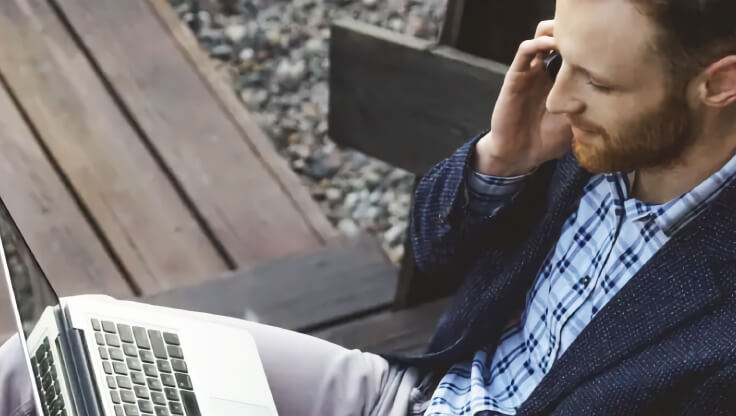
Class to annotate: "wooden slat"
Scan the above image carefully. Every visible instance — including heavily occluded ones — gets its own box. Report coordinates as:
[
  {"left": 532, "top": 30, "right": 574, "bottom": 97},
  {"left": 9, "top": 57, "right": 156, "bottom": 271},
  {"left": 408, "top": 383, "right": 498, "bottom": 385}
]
[
  {"left": 311, "top": 298, "right": 448, "bottom": 355},
  {"left": 328, "top": 18, "right": 508, "bottom": 175},
  {"left": 148, "top": 0, "right": 338, "bottom": 244},
  {"left": 53, "top": 0, "right": 333, "bottom": 268},
  {"left": 452, "top": 0, "right": 555, "bottom": 64},
  {"left": 0, "top": 0, "right": 228, "bottom": 295},
  {"left": 140, "top": 234, "right": 397, "bottom": 331},
  {"left": 0, "top": 81, "right": 133, "bottom": 338}
]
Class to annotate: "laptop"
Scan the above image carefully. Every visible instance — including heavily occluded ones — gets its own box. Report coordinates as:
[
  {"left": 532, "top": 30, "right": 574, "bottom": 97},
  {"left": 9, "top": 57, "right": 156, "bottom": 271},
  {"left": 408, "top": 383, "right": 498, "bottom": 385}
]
[{"left": 0, "top": 196, "right": 279, "bottom": 416}]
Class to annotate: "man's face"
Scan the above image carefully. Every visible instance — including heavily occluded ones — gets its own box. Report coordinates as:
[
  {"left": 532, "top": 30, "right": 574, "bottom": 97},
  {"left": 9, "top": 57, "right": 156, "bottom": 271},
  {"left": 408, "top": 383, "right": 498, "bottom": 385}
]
[{"left": 547, "top": 0, "right": 696, "bottom": 173}]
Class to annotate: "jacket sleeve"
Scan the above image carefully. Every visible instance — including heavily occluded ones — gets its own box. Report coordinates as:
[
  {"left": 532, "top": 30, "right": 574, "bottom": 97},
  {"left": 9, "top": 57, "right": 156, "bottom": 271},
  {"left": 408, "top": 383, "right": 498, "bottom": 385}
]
[
  {"left": 410, "top": 129, "right": 533, "bottom": 275},
  {"left": 679, "top": 361, "right": 736, "bottom": 415}
]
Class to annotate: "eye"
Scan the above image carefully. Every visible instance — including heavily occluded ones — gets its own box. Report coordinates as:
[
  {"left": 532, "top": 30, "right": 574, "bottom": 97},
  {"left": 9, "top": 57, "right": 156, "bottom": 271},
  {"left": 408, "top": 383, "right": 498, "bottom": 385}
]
[{"left": 587, "top": 80, "right": 612, "bottom": 92}]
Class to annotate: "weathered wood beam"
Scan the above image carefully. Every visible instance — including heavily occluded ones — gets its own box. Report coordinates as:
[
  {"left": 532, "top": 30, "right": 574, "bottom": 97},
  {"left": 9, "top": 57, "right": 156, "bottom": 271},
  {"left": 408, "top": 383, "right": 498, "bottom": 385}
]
[{"left": 329, "top": 18, "right": 507, "bottom": 175}]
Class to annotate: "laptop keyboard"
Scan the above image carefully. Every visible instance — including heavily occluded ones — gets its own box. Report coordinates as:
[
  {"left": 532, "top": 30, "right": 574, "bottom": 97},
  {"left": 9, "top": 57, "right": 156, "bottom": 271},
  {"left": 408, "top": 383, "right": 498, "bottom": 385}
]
[
  {"left": 92, "top": 319, "right": 201, "bottom": 416},
  {"left": 30, "top": 337, "right": 67, "bottom": 416}
]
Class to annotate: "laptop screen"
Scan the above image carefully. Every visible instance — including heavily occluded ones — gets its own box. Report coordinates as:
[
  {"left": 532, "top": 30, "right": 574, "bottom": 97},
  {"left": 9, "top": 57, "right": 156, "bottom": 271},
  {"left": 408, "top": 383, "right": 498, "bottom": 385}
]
[{"left": 0, "top": 197, "right": 61, "bottom": 339}]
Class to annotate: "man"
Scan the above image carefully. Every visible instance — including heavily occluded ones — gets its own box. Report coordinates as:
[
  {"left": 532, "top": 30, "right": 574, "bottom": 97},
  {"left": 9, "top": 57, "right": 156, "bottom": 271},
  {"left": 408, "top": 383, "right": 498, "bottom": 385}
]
[{"left": 2, "top": 0, "right": 736, "bottom": 414}]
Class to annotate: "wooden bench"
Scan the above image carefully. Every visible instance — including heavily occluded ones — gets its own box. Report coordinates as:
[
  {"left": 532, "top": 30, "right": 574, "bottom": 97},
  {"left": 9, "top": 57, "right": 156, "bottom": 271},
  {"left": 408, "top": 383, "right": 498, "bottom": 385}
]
[{"left": 321, "top": 0, "right": 555, "bottom": 353}]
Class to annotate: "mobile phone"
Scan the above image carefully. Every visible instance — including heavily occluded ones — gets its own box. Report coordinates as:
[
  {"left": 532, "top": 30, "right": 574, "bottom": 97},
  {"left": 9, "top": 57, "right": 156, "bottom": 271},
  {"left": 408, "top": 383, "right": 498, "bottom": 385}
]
[{"left": 544, "top": 51, "right": 562, "bottom": 80}]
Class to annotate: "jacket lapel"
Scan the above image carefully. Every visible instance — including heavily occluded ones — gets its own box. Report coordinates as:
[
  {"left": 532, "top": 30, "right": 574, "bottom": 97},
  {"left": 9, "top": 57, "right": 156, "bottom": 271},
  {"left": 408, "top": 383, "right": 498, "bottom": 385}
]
[{"left": 520, "top": 181, "right": 736, "bottom": 416}]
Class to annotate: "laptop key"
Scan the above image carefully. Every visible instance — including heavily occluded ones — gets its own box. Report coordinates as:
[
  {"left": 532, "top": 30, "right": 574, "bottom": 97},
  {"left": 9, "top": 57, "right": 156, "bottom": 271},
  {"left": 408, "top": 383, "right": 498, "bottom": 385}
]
[
  {"left": 113, "top": 361, "right": 128, "bottom": 375},
  {"left": 123, "top": 403, "right": 140, "bottom": 416},
  {"left": 162, "top": 333, "right": 180, "bottom": 346},
  {"left": 106, "top": 334, "right": 122, "bottom": 348},
  {"left": 166, "top": 346, "right": 183, "bottom": 360},
  {"left": 157, "top": 360, "right": 172, "bottom": 374},
  {"left": 154, "top": 405, "right": 169, "bottom": 416},
  {"left": 110, "top": 348, "right": 125, "bottom": 362},
  {"left": 143, "top": 363, "right": 158, "bottom": 378},
  {"left": 106, "top": 376, "right": 117, "bottom": 389},
  {"left": 180, "top": 391, "right": 201, "bottom": 416},
  {"left": 117, "top": 375, "right": 133, "bottom": 390},
  {"left": 147, "top": 377, "right": 163, "bottom": 391},
  {"left": 134, "top": 385, "right": 150, "bottom": 399},
  {"left": 151, "top": 391, "right": 166, "bottom": 406},
  {"left": 170, "top": 359, "right": 187, "bottom": 374},
  {"left": 120, "top": 389, "right": 136, "bottom": 404},
  {"left": 95, "top": 333, "right": 106, "bottom": 346},
  {"left": 164, "top": 388, "right": 179, "bottom": 402},
  {"left": 130, "top": 371, "right": 146, "bottom": 385},
  {"left": 114, "top": 405, "right": 125, "bottom": 416},
  {"left": 91, "top": 319, "right": 101, "bottom": 331},
  {"left": 148, "top": 331, "right": 168, "bottom": 360},
  {"left": 140, "top": 350, "right": 155, "bottom": 364},
  {"left": 174, "top": 373, "right": 193, "bottom": 391},
  {"left": 102, "top": 321, "right": 117, "bottom": 333},
  {"left": 111, "top": 390, "right": 121, "bottom": 404},
  {"left": 103, "top": 362, "right": 114, "bottom": 375},
  {"left": 118, "top": 324, "right": 135, "bottom": 343},
  {"left": 138, "top": 400, "right": 154, "bottom": 414},
  {"left": 127, "top": 357, "right": 142, "bottom": 371},
  {"left": 168, "top": 401, "right": 184, "bottom": 415},
  {"left": 161, "top": 374, "right": 176, "bottom": 388},
  {"left": 99, "top": 347, "right": 110, "bottom": 360},
  {"left": 123, "top": 344, "right": 138, "bottom": 357},
  {"left": 133, "top": 327, "right": 151, "bottom": 350}
]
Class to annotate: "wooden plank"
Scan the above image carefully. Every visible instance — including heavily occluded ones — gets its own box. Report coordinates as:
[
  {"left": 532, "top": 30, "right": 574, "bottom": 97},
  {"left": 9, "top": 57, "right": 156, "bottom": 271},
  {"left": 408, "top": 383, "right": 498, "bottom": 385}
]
[
  {"left": 140, "top": 234, "right": 398, "bottom": 332},
  {"left": 311, "top": 298, "right": 448, "bottom": 355},
  {"left": 453, "top": 0, "right": 555, "bottom": 64},
  {"left": 439, "top": 0, "right": 466, "bottom": 47},
  {"left": 148, "top": 0, "right": 338, "bottom": 244},
  {"left": 328, "top": 18, "right": 508, "bottom": 175},
  {"left": 0, "top": 81, "right": 133, "bottom": 338},
  {"left": 0, "top": 0, "right": 228, "bottom": 295},
  {"left": 53, "top": 0, "right": 333, "bottom": 267}
]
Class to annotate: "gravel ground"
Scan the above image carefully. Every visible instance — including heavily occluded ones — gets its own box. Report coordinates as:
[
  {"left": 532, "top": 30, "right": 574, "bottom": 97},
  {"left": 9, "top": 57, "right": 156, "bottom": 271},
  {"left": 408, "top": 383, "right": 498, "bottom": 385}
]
[{"left": 168, "top": 0, "right": 447, "bottom": 264}]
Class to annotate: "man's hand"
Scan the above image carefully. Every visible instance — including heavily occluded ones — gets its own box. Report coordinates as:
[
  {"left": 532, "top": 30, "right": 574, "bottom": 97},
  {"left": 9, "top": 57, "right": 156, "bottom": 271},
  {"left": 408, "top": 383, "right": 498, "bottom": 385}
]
[{"left": 474, "top": 20, "right": 573, "bottom": 176}]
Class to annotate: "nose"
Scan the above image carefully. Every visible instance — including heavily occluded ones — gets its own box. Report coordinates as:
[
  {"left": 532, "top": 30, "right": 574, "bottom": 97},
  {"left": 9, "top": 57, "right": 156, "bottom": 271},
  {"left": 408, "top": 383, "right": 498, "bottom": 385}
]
[{"left": 545, "top": 65, "right": 584, "bottom": 115}]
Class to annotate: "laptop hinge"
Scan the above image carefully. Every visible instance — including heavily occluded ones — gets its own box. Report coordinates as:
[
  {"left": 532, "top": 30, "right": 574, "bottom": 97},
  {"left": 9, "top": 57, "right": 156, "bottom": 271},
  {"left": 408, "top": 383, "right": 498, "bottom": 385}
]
[{"left": 55, "top": 304, "right": 103, "bottom": 416}]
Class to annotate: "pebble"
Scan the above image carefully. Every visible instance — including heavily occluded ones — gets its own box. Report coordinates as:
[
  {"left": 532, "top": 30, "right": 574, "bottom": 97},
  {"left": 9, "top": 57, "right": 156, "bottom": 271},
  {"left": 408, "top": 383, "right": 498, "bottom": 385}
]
[{"left": 225, "top": 24, "right": 248, "bottom": 43}]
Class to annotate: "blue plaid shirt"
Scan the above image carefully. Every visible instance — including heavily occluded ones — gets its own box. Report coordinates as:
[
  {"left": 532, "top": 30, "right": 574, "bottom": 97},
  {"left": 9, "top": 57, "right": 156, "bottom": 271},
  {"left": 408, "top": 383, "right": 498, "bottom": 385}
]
[{"left": 426, "top": 153, "right": 736, "bottom": 416}]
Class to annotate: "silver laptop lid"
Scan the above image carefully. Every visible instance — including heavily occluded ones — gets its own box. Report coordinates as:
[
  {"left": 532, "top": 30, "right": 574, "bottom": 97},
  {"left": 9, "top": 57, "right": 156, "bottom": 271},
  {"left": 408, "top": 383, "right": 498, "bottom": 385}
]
[{"left": 0, "top": 197, "right": 62, "bottom": 413}]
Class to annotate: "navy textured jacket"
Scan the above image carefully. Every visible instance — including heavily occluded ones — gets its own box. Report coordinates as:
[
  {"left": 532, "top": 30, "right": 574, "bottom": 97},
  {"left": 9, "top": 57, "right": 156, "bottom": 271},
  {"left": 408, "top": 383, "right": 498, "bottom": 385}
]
[{"left": 391, "top": 130, "right": 736, "bottom": 415}]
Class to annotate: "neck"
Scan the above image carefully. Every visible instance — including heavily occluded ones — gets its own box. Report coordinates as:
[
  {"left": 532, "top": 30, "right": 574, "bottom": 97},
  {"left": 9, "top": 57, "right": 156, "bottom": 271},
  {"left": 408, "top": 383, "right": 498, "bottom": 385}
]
[{"left": 631, "top": 130, "right": 736, "bottom": 204}]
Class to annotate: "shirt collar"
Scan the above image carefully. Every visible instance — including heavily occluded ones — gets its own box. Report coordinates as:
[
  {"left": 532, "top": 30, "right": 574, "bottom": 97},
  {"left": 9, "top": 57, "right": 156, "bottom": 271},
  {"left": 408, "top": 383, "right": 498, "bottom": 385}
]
[{"left": 604, "top": 151, "right": 736, "bottom": 237}]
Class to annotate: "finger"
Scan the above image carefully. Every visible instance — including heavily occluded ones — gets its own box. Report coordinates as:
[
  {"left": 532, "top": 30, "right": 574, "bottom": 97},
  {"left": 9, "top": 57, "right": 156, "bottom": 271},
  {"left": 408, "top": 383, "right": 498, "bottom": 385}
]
[
  {"left": 509, "top": 36, "right": 557, "bottom": 73},
  {"left": 534, "top": 20, "right": 555, "bottom": 39}
]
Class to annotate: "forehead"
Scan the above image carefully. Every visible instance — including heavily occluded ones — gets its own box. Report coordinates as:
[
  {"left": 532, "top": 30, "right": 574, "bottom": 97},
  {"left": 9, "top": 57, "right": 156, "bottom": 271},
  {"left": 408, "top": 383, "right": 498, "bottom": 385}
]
[{"left": 554, "top": 0, "right": 663, "bottom": 85}]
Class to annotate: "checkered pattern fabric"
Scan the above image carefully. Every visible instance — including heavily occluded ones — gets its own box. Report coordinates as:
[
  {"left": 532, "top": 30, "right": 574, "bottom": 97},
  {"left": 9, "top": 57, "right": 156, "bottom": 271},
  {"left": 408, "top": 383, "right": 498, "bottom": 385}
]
[{"left": 425, "top": 153, "right": 736, "bottom": 416}]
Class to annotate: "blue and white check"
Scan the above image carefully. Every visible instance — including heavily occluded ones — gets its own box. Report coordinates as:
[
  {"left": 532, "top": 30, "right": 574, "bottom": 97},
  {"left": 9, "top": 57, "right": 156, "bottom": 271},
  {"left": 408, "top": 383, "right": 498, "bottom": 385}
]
[{"left": 426, "top": 153, "right": 736, "bottom": 416}]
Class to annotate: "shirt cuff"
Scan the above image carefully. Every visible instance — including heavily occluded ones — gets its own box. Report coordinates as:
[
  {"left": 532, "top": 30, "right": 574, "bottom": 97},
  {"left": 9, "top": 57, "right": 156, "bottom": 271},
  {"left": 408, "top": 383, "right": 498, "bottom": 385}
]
[{"left": 466, "top": 169, "right": 535, "bottom": 216}]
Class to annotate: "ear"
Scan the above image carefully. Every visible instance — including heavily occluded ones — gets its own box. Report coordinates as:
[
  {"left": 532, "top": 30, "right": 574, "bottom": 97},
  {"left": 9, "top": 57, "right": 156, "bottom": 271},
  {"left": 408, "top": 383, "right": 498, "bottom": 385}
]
[{"left": 701, "top": 55, "right": 736, "bottom": 107}]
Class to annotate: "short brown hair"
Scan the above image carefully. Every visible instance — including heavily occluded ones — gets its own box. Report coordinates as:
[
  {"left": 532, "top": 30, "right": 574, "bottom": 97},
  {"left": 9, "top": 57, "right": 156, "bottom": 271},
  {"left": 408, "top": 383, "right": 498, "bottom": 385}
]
[{"left": 630, "top": 0, "right": 736, "bottom": 89}]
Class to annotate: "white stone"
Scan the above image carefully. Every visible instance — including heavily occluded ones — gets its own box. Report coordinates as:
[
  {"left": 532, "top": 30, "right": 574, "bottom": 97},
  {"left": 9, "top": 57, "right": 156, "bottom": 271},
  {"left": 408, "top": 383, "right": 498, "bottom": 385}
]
[{"left": 225, "top": 24, "right": 248, "bottom": 43}]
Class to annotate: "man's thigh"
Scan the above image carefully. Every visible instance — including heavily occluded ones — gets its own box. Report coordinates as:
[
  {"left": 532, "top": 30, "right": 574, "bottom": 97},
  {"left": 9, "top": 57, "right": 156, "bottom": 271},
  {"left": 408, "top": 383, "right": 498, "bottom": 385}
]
[{"left": 205, "top": 318, "right": 417, "bottom": 416}]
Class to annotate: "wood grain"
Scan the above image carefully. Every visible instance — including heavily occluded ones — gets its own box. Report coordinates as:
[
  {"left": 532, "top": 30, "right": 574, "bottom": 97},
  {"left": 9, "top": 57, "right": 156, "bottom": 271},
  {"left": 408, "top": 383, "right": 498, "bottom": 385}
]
[
  {"left": 328, "top": 18, "right": 507, "bottom": 175},
  {"left": 147, "top": 0, "right": 338, "bottom": 244},
  {"left": 141, "top": 234, "right": 397, "bottom": 332},
  {"left": 0, "top": 80, "right": 133, "bottom": 338},
  {"left": 0, "top": 0, "right": 229, "bottom": 294},
  {"left": 53, "top": 0, "right": 330, "bottom": 267},
  {"left": 311, "top": 298, "right": 448, "bottom": 355}
]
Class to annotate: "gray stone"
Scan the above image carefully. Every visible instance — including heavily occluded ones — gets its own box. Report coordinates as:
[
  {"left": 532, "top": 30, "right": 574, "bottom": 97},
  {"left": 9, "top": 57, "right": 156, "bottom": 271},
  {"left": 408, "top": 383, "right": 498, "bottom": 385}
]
[
  {"left": 337, "top": 218, "right": 361, "bottom": 237},
  {"left": 325, "top": 187, "right": 342, "bottom": 202},
  {"left": 211, "top": 44, "right": 233, "bottom": 59}
]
